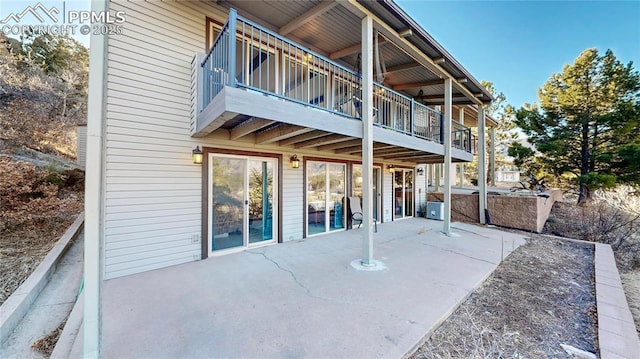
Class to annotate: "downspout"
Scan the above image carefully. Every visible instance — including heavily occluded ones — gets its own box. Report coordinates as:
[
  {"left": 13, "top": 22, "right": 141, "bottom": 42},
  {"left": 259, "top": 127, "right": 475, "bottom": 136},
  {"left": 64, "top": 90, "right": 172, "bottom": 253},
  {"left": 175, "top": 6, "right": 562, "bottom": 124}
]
[{"left": 84, "top": 0, "right": 109, "bottom": 357}]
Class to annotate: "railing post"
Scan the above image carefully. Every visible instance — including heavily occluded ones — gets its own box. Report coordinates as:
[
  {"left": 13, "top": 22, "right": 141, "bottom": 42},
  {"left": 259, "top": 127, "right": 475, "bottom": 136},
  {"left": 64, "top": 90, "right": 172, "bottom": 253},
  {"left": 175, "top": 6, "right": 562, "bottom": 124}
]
[
  {"left": 439, "top": 113, "right": 444, "bottom": 144},
  {"left": 410, "top": 98, "right": 415, "bottom": 135},
  {"left": 227, "top": 9, "right": 237, "bottom": 88},
  {"left": 467, "top": 128, "right": 472, "bottom": 153}
]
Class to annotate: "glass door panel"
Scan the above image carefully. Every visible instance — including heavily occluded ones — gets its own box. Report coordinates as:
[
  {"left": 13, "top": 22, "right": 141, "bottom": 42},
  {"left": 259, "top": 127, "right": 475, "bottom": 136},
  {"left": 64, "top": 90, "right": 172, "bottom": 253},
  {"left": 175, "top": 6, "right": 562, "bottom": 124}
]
[
  {"left": 248, "top": 160, "right": 273, "bottom": 244},
  {"left": 329, "top": 164, "right": 345, "bottom": 231},
  {"left": 307, "top": 162, "right": 326, "bottom": 236},
  {"left": 352, "top": 165, "right": 380, "bottom": 221},
  {"left": 211, "top": 157, "right": 245, "bottom": 251},
  {"left": 404, "top": 170, "right": 414, "bottom": 217},
  {"left": 394, "top": 171, "right": 404, "bottom": 218}
]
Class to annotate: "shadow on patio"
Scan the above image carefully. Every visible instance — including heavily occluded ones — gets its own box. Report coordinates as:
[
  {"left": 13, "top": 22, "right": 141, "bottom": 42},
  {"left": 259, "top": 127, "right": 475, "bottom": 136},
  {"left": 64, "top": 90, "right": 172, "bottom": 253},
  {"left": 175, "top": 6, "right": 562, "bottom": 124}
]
[{"left": 99, "top": 219, "right": 527, "bottom": 358}]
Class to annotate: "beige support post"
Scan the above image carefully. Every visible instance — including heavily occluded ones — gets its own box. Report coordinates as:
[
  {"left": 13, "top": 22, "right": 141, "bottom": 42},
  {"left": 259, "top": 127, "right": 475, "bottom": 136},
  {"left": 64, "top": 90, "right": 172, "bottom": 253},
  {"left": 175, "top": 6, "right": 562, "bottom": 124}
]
[
  {"left": 361, "top": 16, "right": 374, "bottom": 266},
  {"left": 478, "top": 107, "right": 487, "bottom": 224},
  {"left": 434, "top": 164, "right": 440, "bottom": 192},
  {"left": 84, "top": 0, "right": 107, "bottom": 357},
  {"left": 490, "top": 127, "right": 496, "bottom": 187},
  {"left": 442, "top": 78, "right": 453, "bottom": 235},
  {"left": 459, "top": 107, "right": 465, "bottom": 186}
]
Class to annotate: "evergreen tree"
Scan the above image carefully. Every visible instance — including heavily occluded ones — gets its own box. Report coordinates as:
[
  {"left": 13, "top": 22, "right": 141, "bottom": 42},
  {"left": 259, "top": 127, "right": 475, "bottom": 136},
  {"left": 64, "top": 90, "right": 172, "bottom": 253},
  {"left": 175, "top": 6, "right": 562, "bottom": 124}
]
[{"left": 513, "top": 49, "right": 640, "bottom": 203}]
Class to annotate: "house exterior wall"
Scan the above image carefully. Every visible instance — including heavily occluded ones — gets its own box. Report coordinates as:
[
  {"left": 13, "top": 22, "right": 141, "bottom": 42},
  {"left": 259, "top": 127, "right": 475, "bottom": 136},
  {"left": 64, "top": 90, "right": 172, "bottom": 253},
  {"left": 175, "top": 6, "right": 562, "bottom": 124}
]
[
  {"left": 102, "top": 0, "right": 469, "bottom": 279},
  {"left": 104, "top": 0, "right": 229, "bottom": 279}
]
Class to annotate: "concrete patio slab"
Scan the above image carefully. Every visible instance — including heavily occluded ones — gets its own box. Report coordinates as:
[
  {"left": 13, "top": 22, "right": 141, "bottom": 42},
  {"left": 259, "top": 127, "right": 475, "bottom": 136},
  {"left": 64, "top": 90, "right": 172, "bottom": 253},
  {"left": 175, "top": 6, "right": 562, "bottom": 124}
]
[{"left": 100, "top": 219, "right": 527, "bottom": 358}]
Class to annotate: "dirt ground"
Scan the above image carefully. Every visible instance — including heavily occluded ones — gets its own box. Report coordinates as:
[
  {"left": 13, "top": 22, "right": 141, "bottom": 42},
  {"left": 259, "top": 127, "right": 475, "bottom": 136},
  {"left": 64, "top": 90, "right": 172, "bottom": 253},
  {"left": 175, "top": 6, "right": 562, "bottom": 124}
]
[
  {"left": 411, "top": 237, "right": 597, "bottom": 359},
  {"left": 0, "top": 215, "right": 79, "bottom": 305}
]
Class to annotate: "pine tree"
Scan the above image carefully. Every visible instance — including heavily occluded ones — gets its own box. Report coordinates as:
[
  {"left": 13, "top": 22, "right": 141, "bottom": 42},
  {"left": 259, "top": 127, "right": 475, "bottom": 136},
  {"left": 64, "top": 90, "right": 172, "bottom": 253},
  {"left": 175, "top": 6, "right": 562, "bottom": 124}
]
[{"left": 514, "top": 49, "right": 640, "bottom": 203}]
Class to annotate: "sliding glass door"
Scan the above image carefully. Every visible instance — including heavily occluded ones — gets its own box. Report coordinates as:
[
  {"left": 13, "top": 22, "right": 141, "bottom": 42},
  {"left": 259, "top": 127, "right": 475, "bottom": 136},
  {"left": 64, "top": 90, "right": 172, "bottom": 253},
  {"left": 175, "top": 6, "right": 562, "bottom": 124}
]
[
  {"left": 307, "top": 161, "right": 346, "bottom": 236},
  {"left": 394, "top": 169, "right": 414, "bottom": 219},
  {"left": 352, "top": 165, "right": 381, "bottom": 221},
  {"left": 210, "top": 154, "right": 276, "bottom": 253}
]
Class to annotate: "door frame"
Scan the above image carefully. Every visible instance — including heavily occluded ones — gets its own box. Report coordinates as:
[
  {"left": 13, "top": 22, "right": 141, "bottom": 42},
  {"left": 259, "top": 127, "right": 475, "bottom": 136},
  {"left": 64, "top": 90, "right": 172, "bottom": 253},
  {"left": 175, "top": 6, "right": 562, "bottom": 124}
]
[
  {"left": 350, "top": 164, "right": 382, "bottom": 226},
  {"left": 201, "top": 147, "right": 282, "bottom": 259},
  {"left": 392, "top": 168, "right": 415, "bottom": 221},
  {"left": 303, "top": 156, "right": 349, "bottom": 238}
]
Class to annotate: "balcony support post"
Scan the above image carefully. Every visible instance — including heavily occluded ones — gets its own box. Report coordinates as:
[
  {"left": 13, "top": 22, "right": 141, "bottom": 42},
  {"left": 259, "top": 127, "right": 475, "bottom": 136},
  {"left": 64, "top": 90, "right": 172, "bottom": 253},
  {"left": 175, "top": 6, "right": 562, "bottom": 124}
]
[
  {"left": 478, "top": 107, "right": 488, "bottom": 224},
  {"left": 227, "top": 9, "right": 237, "bottom": 88},
  {"left": 361, "top": 15, "right": 375, "bottom": 266},
  {"left": 490, "top": 127, "right": 496, "bottom": 186},
  {"left": 442, "top": 78, "right": 453, "bottom": 236},
  {"left": 458, "top": 107, "right": 465, "bottom": 186}
]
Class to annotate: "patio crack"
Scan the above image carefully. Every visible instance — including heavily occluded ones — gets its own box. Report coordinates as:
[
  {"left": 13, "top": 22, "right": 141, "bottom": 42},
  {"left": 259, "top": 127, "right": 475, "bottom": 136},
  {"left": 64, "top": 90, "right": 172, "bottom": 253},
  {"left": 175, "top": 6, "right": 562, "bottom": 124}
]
[
  {"left": 247, "top": 251, "right": 313, "bottom": 296},
  {"left": 247, "top": 251, "right": 419, "bottom": 324}
]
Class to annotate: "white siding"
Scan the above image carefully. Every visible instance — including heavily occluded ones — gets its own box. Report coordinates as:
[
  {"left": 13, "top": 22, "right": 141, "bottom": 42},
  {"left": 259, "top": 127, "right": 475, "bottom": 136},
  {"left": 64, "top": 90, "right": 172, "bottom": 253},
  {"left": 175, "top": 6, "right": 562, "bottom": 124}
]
[
  {"left": 414, "top": 165, "right": 427, "bottom": 216},
  {"left": 382, "top": 169, "right": 393, "bottom": 222},
  {"left": 282, "top": 160, "right": 304, "bottom": 241},
  {"left": 104, "top": 0, "right": 228, "bottom": 279},
  {"left": 76, "top": 125, "right": 87, "bottom": 168}
]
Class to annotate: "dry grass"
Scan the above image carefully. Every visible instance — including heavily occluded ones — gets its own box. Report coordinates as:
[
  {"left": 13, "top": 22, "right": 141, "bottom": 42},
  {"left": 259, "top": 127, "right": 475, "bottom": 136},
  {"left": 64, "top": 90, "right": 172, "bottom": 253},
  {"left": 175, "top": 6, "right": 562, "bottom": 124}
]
[
  {"left": 411, "top": 237, "right": 597, "bottom": 359},
  {"left": 620, "top": 271, "right": 640, "bottom": 336},
  {"left": 0, "top": 156, "right": 84, "bottom": 305},
  {"left": 31, "top": 318, "right": 67, "bottom": 356}
]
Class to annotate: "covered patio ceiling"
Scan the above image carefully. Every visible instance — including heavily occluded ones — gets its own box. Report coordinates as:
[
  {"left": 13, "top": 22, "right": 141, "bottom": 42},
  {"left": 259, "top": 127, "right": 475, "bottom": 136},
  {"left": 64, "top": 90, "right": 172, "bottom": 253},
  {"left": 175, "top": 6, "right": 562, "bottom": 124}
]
[
  {"left": 212, "top": 116, "right": 462, "bottom": 164},
  {"left": 216, "top": 0, "right": 494, "bottom": 109}
]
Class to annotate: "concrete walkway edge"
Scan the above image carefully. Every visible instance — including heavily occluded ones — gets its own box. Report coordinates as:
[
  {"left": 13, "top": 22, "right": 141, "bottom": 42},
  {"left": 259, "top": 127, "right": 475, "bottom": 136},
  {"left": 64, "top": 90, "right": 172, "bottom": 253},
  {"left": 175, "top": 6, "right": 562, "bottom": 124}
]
[
  {"left": 595, "top": 243, "right": 640, "bottom": 358},
  {"left": 0, "top": 212, "right": 84, "bottom": 345},
  {"left": 51, "top": 292, "right": 84, "bottom": 359},
  {"left": 402, "top": 257, "right": 499, "bottom": 358}
]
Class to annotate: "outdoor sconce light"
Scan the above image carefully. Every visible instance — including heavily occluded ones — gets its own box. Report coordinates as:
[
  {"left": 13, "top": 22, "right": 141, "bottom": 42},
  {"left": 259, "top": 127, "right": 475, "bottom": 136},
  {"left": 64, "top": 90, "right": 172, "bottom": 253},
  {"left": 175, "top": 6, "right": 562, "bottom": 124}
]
[
  {"left": 290, "top": 154, "right": 300, "bottom": 169},
  {"left": 416, "top": 167, "right": 424, "bottom": 175},
  {"left": 192, "top": 146, "right": 203, "bottom": 164},
  {"left": 388, "top": 165, "right": 395, "bottom": 173}
]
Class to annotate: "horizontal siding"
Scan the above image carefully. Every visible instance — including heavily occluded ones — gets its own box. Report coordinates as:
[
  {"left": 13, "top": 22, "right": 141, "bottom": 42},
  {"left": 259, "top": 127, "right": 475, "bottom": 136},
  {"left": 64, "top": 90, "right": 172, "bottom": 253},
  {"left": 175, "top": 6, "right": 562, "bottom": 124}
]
[
  {"left": 383, "top": 170, "right": 393, "bottom": 222},
  {"left": 282, "top": 161, "right": 304, "bottom": 241},
  {"left": 104, "top": 0, "right": 215, "bottom": 279},
  {"left": 76, "top": 126, "right": 87, "bottom": 168}
]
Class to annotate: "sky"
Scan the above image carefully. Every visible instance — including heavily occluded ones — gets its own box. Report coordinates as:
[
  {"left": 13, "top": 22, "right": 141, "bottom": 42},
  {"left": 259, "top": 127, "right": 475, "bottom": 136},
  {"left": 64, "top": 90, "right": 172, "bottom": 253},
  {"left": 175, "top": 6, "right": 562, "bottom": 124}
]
[
  {"left": 2, "top": 0, "right": 638, "bottom": 109},
  {"left": 396, "top": 0, "right": 640, "bottom": 108}
]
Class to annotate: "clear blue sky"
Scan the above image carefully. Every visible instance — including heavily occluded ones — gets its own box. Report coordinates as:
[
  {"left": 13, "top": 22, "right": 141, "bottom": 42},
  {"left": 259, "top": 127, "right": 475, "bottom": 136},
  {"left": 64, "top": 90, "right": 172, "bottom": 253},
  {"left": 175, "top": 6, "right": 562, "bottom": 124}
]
[{"left": 397, "top": 0, "right": 640, "bottom": 108}]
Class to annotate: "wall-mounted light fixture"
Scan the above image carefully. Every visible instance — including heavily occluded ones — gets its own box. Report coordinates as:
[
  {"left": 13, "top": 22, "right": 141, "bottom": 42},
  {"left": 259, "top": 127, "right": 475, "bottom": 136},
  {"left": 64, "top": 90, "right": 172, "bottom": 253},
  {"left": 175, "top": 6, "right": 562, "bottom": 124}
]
[
  {"left": 289, "top": 154, "right": 300, "bottom": 169},
  {"left": 416, "top": 167, "right": 424, "bottom": 175},
  {"left": 192, "top": 146, "right": 203, "bottom": 164},
  {"left": 388, "top": 164, "right": 395, "bottom": 173}
]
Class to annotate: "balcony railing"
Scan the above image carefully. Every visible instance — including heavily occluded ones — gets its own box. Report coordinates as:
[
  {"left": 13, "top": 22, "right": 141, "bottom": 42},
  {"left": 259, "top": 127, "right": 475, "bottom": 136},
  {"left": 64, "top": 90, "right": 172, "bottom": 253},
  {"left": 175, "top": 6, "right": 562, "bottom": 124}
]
[{"left": 201, "top": 9, "right": 474, "bottom": 153}]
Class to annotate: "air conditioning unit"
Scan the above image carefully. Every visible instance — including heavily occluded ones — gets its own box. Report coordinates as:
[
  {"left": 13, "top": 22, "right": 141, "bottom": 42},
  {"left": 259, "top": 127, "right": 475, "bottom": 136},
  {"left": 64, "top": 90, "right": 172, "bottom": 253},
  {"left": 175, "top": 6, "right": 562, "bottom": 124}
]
[{"left": 426, "top": 201, "right": 444, "bottom": 220}]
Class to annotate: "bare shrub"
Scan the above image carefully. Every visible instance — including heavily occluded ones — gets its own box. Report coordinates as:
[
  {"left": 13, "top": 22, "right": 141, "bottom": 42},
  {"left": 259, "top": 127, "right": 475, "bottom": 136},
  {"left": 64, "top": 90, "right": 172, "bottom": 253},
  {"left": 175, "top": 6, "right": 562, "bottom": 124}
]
[{"left": 545, "top": 185, "right": 640, "bottom": 271}]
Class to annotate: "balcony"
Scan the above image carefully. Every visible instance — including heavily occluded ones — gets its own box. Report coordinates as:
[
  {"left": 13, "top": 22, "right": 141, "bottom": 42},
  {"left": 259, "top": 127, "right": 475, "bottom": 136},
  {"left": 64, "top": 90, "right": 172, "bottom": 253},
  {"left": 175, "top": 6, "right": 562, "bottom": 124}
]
[{"left": 195, "top": 11, "right": 475, "bottom": 154}]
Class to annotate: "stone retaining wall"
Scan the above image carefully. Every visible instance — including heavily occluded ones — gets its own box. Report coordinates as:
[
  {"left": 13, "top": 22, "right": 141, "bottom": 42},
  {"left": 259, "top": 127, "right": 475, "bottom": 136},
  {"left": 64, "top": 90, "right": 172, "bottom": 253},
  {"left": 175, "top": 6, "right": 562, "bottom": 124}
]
[{"left": 427, "top": 190, "right": 562, "bottom": 232}]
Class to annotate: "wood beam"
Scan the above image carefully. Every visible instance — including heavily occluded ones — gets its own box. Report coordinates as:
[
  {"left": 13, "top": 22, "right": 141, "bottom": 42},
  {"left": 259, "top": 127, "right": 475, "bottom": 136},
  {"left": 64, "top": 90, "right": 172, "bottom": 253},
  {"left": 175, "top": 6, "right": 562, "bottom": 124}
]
[
  {"left": 329, "top": 38, "right": 387, "bottom": 60},
  {"left": 333, "top": 145, "right": 362, "bottom": 154},
  {"left": 378, "top": 150, "right": 423, "bottom": 159},
  {"left": 279, "top": 1, "right": 337, "bottom": 36},
  {"left": 392, "top": 79, "right": 444, "bottom": 91},
  {"left": 317, "top": 139, "right": 361, "bottom": 151},
  {"left": 373, "top": 147, "right": 416, "bottom": 156},
  {"left": 383, "top": 62, "right": 421, "bottom": 74},
  {"left": 255, "top": 124, "right": 312, "bottom": 144},
  {"left": 294, "top": 134, "right": 352, "bottom": 148},
  {"left": 279, "top": 130, "right": 329, "bottom": 145},
  {"left": 229, "top": 118, "right": 275, "bottom": 140}
]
